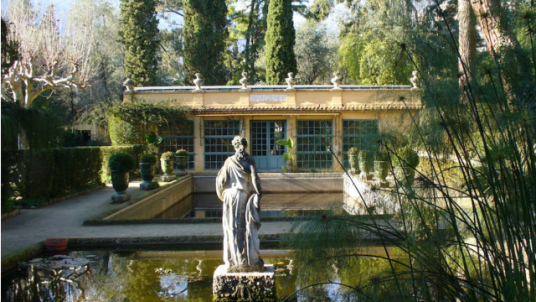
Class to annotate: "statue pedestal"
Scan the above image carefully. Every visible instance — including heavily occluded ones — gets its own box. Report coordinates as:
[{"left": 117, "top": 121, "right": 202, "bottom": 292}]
[{"left": 213, "top": 264, "right": 276, "bottom": 302}]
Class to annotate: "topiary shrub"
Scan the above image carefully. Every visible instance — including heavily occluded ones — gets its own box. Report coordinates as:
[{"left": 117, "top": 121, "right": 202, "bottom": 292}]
[
  {"left": 375, "top": 151, "right": 390, "bottom": 161},
  {"left": 175, "top": 149, "right": 188, "bottom": 156},
  {"left": 141, "top": 153, "right": 157, "bottom": 164},
  {"left": 109, "top": 153, "right": 136, "bottom": 173},
  {"left": 160, "top": 151, "right": 174, "bottom": 160},
  {"left": 393, "top": 147, "right": 419, "bottom": 168},
  {"left": 348, "top": 147, "right": 358, "bottom": 155}
]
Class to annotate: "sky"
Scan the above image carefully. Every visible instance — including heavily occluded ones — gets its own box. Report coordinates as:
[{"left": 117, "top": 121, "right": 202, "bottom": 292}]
[{"left": 1, "top": 0, "right": 348, "bottom": 34}]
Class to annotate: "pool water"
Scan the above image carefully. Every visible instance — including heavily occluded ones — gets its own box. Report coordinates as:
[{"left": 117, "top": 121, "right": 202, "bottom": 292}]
[
  {"left": 2, "top": 247, "right": 404, "bottom": 302},
  {"left": 156, "top": 193, "right": 344, "bottom": 219}
]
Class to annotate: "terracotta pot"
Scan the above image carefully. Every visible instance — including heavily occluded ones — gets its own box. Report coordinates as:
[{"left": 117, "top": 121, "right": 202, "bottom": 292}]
[{"left": 44, "top": 238, "right": 68, "bottom": 251}]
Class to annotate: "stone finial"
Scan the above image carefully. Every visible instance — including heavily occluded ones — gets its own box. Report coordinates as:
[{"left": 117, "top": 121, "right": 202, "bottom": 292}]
[
  {"left": 193, "top": 73, "right": 204, "bottom": 91},
  {"left": 410, "top": 70, "right": 420, "bottom": 89},
  {"left": 331, "top": 72, "right": 343, "bottom": 90},
  {"left": 239, "top": 72, "right": 249, "bottom": 90},
  {"left": 123, "top": 74, "right": 135, "bottom": 91},
  {"left": 285, "top": 72, "right": 296, "bottom": 90}
]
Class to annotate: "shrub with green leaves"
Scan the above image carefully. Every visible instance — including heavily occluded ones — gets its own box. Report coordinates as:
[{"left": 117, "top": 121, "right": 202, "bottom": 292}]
[
  {"left": 375, "top": 151, "right": 390, "bottom": 161},
  {"left": 348, "top": 147, "right": 358, "bottom": 155},
  {"left": 108, "top": 153, "right": 136, "bottom": 173},
  {"left": 393, "top": 147, "right": 419, "bottom": 168},
  {"left": 160, "top": 151, "right": 174, "bottom": 160},
  {"left": 175, "top": 149, "right": 188, "bottom": 156},
  {"left": 141, "top": 153, "right": 157, "bottom": 164}
]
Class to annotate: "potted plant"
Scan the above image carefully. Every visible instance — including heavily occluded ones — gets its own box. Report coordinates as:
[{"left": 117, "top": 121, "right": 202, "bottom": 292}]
[
  {"left": 140, "top": 153, "right": 158, "bottom": 190},
  {"left": 348, "top": 147, "right": 359, "bottom": 174},
  {"left": 109, "top": 152, "right": 136, "bottom": 203},
  {"left": 160, "top": 151, "right": 175, "bottom": 181},
  {"left": 175, "top": 149, "right": 188, "bottom": 175},
  {"left": 393, "top": 147, "right": 420, "bottom": 186},
  {"left": 374, "top": 151, "right": 390, "bottom": 182},
  {"left": 276, "top": 138, "right": 296, "bottom": 172},
  {"left": 358, "top": 150, "right": 374, "bottom": 179}
]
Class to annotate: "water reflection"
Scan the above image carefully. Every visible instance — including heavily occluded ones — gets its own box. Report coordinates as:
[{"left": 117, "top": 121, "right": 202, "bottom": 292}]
[
  {"left": 3, "top": 248, "right": 403, "bottom": 302},
  {"left": 157, "top": 193, "right": 344, "bottom": 219}
]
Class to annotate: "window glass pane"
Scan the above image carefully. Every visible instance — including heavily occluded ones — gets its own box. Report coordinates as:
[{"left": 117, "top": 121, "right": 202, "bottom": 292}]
[
  {"left": 159, "top": 120, "right": 195, "bottom": 170},
  {"left": 296, "top": 120, "right": 333, "bottom": 170},
  {"left": 341, "top": 119, "right": 379, "bottom": 167},
  {"left": 204, "top": 120, "right": 240, "bottom": 170}
]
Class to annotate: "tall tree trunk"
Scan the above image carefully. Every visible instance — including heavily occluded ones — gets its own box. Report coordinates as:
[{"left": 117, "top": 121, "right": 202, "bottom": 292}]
[
  {"left": 458, "top": 0, "right": 477, "bottom": 102},
  {"left": 470, "top": 0, "right": 532, "bottom": 101}
]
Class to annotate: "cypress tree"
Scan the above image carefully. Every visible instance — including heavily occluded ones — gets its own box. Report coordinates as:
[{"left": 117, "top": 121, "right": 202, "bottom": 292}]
[
  {"left": 265, "top": 0, "right": 297, "bottom": 85},
  {"left": 119, "top": 0, "right": 160, "bottom": 86},
  {"left": 183, "top": 0, "right": 228, "bottom": 85}
]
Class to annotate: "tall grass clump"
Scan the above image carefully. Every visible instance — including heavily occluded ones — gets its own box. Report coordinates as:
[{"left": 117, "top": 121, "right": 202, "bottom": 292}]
[{"left": 284, "top": 4, "right": 535, "bottom": 302}]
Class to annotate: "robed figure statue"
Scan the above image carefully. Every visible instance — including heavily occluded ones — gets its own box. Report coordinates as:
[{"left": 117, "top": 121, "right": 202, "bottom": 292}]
[{"left": 216, "top": 136, "right": 264, "bottom": 272}]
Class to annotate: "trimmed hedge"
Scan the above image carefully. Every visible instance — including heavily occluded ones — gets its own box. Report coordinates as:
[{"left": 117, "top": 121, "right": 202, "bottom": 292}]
[{"left": 1, "top": 145, "right": 144, "bottom": 213}]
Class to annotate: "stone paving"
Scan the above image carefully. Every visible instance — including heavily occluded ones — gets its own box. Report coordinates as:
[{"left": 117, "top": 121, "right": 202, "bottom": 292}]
[{"left": 1, "top": 179, "right": 293, "bottom": 259}]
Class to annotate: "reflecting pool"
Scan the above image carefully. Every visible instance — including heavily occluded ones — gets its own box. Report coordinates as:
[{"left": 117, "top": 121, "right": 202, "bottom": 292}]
[
  {"left": 156, "top": 193, "right": 344, "bottom": 219},
  {"left": 2, "top": 246, "right": 405, "bottom": 302}
]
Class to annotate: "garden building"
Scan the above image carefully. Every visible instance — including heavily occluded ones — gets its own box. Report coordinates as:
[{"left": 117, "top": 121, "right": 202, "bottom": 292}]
[{"left": 125, "top": 83, "right": 422, "bottom": 173}]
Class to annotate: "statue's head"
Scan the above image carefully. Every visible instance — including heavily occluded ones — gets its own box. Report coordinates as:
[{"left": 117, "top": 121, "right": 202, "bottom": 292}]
[{"left": 232, "top": 136, "right": 248, "bottom": 150}]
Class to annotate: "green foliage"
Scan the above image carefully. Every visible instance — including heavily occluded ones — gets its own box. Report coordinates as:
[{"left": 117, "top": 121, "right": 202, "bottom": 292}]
[
  {"left": 295, "top": 21, "right": 337, "bottom": 84},
  {"left": 175, "top": 149, "right": 188, "bottom": 156},
  {"left": 183, "top": 0, "right": 228, "bottom": 85},
  {"left": 140, "top": 153, "right": 157, "bottom": 164},
  {"left": 1, "top": 151, "right": 20, "bottom": 212},
  {"left": 392, "top": 147, "right": 419, "bottom": 168},
  {"left": 347, "top": 147, "right": 358, "bottom": 155},
  {"left": 375, "top": 151, "right": 390, "bottom": 162},
  {"left": 119, "top": 0, "right": 160, "bottom": 86},
  {"left": 265, "top": 0, "right": 297, "bottom": 84},
  {"left": 99, "top": 145, "right": 144, "bottom": 182},
  {"left": 109, "top": 152, "right": 136, "bottom": 173},
  {"left": 1, "top": 18, "right": 19, "bottom": 70},
  {"left": 160, "top": 151, "right": 174, "bottom": 160},
  {"left": 145, "top": 131, "right": 163, "bottom": 152},
  {"left": 107, "top": 113, "right": 142, "bottom": 146},
  {"left": 1, "top": 148, "right": 104, "bottom": 212}
]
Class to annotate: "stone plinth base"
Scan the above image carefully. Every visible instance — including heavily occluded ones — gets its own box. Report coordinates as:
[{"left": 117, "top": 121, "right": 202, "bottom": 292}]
[
  {"left": 111, "top": 193, "right": 131, "bottom": 204},
  {"left": 213, "top": 265, "right": 275, "bottom": 302},
  {"left": 140, "top": 181, "right": 158, "bottom": 190},
  {"left": 160, "top": 174, "right": 175, "bottom": 182}
]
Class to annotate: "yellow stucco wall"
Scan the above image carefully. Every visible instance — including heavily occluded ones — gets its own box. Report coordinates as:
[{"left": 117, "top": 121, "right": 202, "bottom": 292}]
[{"left": 126, "top": 87, "right": 421, "bottom": 172}]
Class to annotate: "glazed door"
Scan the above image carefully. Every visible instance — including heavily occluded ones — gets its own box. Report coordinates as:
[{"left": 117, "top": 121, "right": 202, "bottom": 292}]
[{"left": 250, "top": 121, "right": 286, "bottom": 170}]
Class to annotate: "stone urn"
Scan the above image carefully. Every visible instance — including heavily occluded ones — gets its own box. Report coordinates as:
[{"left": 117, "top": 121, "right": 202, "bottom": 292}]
[
  {"left": 175, "top": 155, "right": 187, "bottom": 175},
  {"left": 374, "top": 161, "right": 389, "bottom": 182},
  {"left": 395, "top": 167, "right": 415, "bottom": 187},
  {"left": 160, "top": 152, "right": 175, "bottom": 182},
  {"left": 348, "top": 154, "right": 359, "bottom": 174},
  {"left": 193, "top": 73, "right": 204, "bottom": 90},
  {"left": 140, "top": 163, "right": 157, "bottom": 190},
  {"left": 358, "top": 151, "right": 374, "bottom": 180},
  {"left": 161, "top": 159, "right": 174, "bottom": 174},
  {"left": 111, "top": 170, "right": 129, "bottom": 194},
  {"left": 110, "top": 170, "right": 131, "bottom": 203}
]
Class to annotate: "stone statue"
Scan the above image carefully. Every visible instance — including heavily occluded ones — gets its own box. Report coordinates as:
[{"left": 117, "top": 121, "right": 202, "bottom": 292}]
[
  {"left": 410, "top": 70, "right": 420, "bottom": 89},
  {"left": 193, "top": 73, "right": 204, "bottom": 90},
  {"left": 239, "top": 72, "right": 249, "bottom": 90},
  {"left": 285, "top": 72, "right": 296, "bottom": 90},
  {"left": 331, "top": 72, "right": 343, "bottom": 90},
  {"left": 216, "top": 136, "right": 264, "bottom": 273},
  {"left": 123, "top": 74, "right": 135, "bottom": 91}
]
